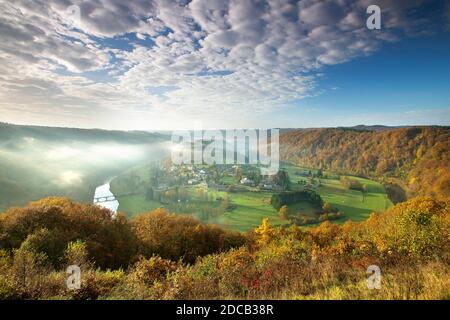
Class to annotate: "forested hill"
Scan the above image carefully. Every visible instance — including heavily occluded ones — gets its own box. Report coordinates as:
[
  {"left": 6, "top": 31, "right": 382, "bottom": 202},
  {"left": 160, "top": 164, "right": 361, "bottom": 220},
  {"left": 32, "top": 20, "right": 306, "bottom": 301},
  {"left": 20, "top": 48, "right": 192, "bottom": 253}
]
[
  {"left": 0, "top": 122, "right": 168, "bottom": 145},
  {"left": 280, "top": 126, "right": 449, "bottom": 200}
]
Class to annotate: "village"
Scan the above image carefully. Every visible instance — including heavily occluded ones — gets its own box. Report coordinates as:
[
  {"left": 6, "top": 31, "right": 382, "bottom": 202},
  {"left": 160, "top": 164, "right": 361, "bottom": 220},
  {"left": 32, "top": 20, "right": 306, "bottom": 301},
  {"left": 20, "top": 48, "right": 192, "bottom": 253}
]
[{"left": 146, "top": 162, "right": 322, "bottom": 203}]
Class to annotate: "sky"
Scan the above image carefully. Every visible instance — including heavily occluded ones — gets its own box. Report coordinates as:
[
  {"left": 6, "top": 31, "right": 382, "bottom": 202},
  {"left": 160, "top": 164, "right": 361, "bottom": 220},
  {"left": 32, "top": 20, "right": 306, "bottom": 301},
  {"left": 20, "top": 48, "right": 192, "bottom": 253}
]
[{"left": 0, "top": 0, "right": 449, "bottom": 130}]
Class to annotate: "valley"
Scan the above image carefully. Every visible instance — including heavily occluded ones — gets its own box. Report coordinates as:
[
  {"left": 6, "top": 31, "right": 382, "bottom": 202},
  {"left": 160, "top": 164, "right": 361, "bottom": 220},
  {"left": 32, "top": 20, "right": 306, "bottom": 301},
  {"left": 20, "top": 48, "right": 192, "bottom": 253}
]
[{"left": 110, "top": 161, "right": 392, "bottom": 232}]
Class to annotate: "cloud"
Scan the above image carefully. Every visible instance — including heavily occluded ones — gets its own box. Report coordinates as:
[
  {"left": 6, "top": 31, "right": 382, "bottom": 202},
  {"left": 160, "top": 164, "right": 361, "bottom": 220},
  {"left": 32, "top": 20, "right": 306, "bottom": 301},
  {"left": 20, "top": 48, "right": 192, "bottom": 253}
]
[{"left": 0, "top": 0, "right": 443, "bottom": 129}]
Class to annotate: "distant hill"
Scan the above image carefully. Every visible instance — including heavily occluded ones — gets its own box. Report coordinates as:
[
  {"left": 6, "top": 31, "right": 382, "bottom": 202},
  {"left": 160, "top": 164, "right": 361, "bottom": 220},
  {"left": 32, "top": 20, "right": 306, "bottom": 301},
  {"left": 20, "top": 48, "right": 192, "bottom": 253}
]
[
  {"left": 279, "top": 125, "right": 400, "bottom": 134},
  {"left": 339, "top": 125, "right": 393, "bottom": 131},
  {"left": 0, "top": 122, "right": 168, "bottom": 146},
  {"left": 280, "top": 126, "right": 449, "bottom": 201},
  {"left": 0, "top": 123, "right": 170, "bottom": 211}
]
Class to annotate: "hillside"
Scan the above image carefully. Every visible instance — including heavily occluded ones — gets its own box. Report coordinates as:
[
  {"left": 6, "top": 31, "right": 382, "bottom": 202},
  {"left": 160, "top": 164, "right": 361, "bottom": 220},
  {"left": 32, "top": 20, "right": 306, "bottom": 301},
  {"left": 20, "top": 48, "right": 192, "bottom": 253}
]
[
  {"left": 0, "top": 123, "right": 169, "bottom": 211},
  {"left": 280, "top": 127, "right": 449, "bottom": 200},
  {"left": 0, "top": 122, "right": 167, "bottom": 145}
]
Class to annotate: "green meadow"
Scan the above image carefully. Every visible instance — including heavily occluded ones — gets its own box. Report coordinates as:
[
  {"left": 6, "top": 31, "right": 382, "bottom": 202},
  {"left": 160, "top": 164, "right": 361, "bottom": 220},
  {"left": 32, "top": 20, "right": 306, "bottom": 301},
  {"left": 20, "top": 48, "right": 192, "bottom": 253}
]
[{"left": 111, "top": 163, "right": 393, "bottom": 231}]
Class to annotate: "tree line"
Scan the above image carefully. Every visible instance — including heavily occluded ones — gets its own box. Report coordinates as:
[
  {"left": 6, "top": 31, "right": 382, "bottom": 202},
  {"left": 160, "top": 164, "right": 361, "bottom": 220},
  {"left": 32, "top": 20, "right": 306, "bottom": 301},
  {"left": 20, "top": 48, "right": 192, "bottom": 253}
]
[{"left": 280, "top": 127, "right": 449, "bottom": 200}]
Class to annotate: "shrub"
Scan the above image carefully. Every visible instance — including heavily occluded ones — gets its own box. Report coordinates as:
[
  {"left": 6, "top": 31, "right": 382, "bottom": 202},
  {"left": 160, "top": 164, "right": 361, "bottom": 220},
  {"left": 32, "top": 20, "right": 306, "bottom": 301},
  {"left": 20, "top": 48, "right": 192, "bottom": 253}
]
[
  {"left": 0, "top": 197, "right": 138, "bottom": 269},
  {"left": 71, "top": 269, "right": 125, "bottom": 300},
  {"left": 131, "top": 209, "right": 245, "bottom": 263},
  {"left": 127, "top": 256, "right": 176, "bottom": 287}
]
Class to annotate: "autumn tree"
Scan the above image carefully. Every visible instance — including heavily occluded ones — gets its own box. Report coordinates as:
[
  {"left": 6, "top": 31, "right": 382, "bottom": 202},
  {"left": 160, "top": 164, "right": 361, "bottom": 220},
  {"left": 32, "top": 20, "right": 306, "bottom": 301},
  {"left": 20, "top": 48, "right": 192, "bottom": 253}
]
[
  {"left": 0, "top": 197, "right": 137, "bottom": 269},
  {"left": 322, "top": 202, "right": 332, "bottom": 213},
  {"left": 130, "top": 209, "right": 245, "bottom": 263},
  {"left": 278, "top": 205, "right": 289, "bottom": 219},
  {"left": 235, "top": 166, "right": 243, "bottom": 182},
  {"left": 254, "top": 218, "right": 275, "bottom": 246},
  {"left": 279, "top": 127, "right": 450, "bottom": 199}
]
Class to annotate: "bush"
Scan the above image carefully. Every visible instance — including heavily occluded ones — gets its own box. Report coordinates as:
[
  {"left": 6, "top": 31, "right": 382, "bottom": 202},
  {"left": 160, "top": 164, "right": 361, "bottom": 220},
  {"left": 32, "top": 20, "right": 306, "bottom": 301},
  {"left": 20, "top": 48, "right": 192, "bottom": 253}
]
[
  {"left": 127, "top": 256, "right": 176, "bottom": 287},
  {"left": 131, "top": 208, "right": 245, "bottom": 263},
  {"left": 0, "top": 197, "right": 448, "bottom": 300},
  {"left": 71, "top": 269, "right": 125, "bottom": 300},
  {"left": 10, "top": 245, "right": 52, "bottom": 299},
  {"left": 0, "top": 197, "right": 138, "bottom": 269}
]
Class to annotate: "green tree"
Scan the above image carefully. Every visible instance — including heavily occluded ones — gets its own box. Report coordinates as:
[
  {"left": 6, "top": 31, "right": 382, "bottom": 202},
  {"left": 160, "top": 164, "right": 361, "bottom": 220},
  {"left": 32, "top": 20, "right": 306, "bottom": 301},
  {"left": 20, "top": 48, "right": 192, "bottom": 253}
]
[{"left": 362, "top": 184, "right": 368, "bottom": 202}]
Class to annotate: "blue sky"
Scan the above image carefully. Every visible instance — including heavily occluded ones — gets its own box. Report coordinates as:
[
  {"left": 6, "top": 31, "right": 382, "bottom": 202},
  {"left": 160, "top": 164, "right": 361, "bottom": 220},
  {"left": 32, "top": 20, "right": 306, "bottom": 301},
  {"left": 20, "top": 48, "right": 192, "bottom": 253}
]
[
  {"left": 278, "top": 31, "right": 450, "bottom": 127},
  {"left": 0, "top": 0, "right": 449, "bottom": 130}
]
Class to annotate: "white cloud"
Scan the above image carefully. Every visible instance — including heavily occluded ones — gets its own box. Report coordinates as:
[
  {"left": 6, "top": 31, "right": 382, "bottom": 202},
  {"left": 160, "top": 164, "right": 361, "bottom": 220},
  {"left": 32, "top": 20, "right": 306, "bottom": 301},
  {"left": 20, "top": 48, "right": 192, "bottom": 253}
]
[{"left": 0, "top": 0, "right": 441, "bottom": 129}]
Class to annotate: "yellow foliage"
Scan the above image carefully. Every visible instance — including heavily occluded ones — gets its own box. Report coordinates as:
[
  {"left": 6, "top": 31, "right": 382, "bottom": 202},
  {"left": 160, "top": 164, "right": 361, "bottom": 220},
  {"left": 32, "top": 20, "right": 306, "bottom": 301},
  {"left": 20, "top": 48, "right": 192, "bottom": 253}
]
[{"left": 254, "top": 218, "right": 275, "bottom": 246}]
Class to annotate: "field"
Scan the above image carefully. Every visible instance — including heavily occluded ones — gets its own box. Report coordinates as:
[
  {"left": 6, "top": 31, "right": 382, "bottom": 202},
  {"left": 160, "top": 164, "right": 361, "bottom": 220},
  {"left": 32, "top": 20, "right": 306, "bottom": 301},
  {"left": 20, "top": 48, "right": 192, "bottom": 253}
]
[
  {"left": 114, "top": 195, "right": 162, "bottom": 217},
  {"left": 283, "top": 163, "right": 393, "bottom": 222},
  {"left": 219, "top": 191, "right": 286, "bottom": 232},
  {"left": 111, "top": 163, "right": 393, "bottom": 231}
]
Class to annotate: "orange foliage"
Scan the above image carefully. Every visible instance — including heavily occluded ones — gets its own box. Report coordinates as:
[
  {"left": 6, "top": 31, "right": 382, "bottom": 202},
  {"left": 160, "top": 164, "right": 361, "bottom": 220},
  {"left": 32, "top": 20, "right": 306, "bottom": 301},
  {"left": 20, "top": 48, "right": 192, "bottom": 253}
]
[{"left": 280, "top": 127, "right": 449, "bottom": 199}]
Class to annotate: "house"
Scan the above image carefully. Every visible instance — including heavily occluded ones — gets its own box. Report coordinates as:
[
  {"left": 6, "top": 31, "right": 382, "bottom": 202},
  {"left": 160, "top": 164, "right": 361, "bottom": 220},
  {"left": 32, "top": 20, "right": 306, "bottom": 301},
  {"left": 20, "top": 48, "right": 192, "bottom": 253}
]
[
  {"left": 187, "top": 179, "right": 199, "bottom": 185},
  {"left": 262, "top": 183, "right": 274, "bottom": 190},
  {"left": 240, "top": 177, "right": 255, "bottom": 186}
]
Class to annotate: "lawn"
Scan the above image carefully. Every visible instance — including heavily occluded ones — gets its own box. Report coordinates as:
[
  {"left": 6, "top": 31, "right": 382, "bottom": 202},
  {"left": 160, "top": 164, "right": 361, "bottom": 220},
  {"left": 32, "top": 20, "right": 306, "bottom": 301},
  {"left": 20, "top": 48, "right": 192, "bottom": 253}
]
[
  {"left": 116, "top": 195, "right": 162, "bottom": 218},
  {"left": 287, "top": 201, "right": 318, "bottom": 217},
  {"left": 220, "top": 176, "right": 236, "bottom": 185},
  {"left": 219, "top": 191, "right": 287, "bottom": 232}
]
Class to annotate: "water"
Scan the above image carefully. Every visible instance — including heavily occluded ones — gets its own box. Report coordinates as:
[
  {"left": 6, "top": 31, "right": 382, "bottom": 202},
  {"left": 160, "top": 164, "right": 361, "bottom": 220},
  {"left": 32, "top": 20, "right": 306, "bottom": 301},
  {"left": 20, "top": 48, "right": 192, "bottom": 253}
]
[{"left": 93, "top": 181, "right": 119, "bottom": 217}]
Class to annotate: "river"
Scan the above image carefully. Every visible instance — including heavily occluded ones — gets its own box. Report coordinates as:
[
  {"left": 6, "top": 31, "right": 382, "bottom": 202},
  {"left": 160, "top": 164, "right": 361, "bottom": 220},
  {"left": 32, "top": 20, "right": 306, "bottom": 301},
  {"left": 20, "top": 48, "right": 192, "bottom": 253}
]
[{"left": 93, "top": 181, "right": 119, "bottom": 218}]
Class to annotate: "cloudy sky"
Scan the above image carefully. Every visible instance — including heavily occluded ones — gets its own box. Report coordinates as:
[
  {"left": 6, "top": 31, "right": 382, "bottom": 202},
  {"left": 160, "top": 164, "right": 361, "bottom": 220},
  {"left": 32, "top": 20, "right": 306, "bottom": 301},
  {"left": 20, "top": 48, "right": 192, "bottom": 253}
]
[{"left": 0, "top": 0, "right": 449, "bottom": 130}]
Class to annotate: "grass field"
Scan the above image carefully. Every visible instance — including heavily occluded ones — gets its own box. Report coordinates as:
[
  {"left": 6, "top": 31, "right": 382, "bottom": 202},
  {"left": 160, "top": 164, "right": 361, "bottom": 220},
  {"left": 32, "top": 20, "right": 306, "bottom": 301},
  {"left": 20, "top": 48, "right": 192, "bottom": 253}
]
[
  {"left": 115, "top": 195, "right": 162, "bottom": 218},
  {"left": 111, "top": 163, "right": 393, "bottom": 231},
  {"left": 219, "top": 191, "right": 285, "bottom": 232},
  {"left": 283, "top": 163, "right": 393, "bottom": 222},
  {"left": 287, "top": 201, "right": 318, "bottom": 217}
]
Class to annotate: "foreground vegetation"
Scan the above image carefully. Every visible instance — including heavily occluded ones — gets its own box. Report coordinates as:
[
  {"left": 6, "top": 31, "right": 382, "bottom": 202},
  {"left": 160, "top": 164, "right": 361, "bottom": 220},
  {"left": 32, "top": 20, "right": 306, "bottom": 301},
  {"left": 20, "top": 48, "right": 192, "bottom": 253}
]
[{"left": 0, "top": 196, "right": 448, "bottom": 300}]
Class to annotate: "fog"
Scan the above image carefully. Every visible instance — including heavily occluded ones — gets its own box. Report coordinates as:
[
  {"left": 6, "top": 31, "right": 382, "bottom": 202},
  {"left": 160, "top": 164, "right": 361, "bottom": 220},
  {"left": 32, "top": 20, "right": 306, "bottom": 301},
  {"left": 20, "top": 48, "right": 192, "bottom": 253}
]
[{"left": 0, "top": 130, "right": 170, "bottom": 211}]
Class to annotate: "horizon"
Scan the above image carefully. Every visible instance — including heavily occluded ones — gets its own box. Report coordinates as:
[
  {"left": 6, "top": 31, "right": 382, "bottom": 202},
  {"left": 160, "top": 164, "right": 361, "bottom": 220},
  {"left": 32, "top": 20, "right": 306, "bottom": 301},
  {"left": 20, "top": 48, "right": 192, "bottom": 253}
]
[{"left": 2, "top": 120, "right": 449, "bottom": 133}]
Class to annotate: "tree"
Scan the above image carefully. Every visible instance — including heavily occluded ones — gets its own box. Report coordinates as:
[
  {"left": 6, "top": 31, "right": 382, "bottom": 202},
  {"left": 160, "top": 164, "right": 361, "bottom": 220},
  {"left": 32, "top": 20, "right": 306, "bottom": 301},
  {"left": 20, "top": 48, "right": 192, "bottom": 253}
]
[
  {"left": 145, "top": 187, "right": 154, "bottom": 200},
  {"left": 279, "top": 127, "right": 450, "bottom": 199},
  {"left": 322, "top": 202, "right": 332, "bottom": 213},
  {"left": 127, "top": 256, "right": 176, "bottom": 287},
  {"left": 317, "top": 168, "right": 323, "bottom": 178},
  {"left": 275, "top": 170, "right": 290, "bottom": 190},
  {"left": 64, "top": 240, "right": 90, "bottom": 269},
  {"left": 0, "top": 197, "right": 138, "bottom": 269},
  {"left": 278, "top": 205, "right": 289, "bottom": 219},
  {"left": 362, "top": 184, "right": 368, "bottom": 202},
  {"left": 130, "top": 209, "right": 245, "bottom": 263},
  {"left": 235, "top": 166, "right": 243, "bottom": 182},
  {"left": 11, "top": 244, "right": 51, "bottom": 298},
  {"left": 254, "top": 218, "right": 274, "bottom": 246}
]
